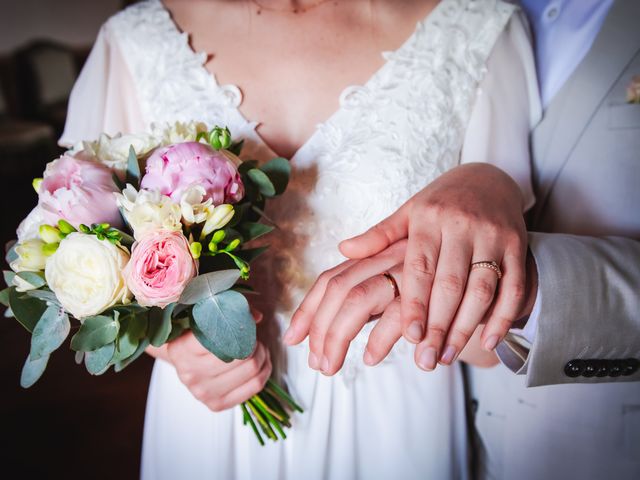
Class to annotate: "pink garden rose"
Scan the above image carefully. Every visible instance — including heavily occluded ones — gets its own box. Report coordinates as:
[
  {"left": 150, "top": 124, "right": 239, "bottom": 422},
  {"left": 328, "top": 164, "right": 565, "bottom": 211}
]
[
  {"left": 38, "top": 154, "right": 123, "bottom": 229},
  {"left": 140, "top": 142, "right": 244, "bottom": 205},
  {"left": 123, "top": 230, "right": 197, "bottom": 308}
]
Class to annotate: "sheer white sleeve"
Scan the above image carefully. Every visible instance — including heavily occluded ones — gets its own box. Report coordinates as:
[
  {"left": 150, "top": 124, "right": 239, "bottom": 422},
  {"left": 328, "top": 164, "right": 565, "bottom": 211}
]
[
  {"left": 59, "top": 23, "right": 146, "bottom": 147},
  {"left": 461, "top": 11, "right": 541, "bottom": 212}
]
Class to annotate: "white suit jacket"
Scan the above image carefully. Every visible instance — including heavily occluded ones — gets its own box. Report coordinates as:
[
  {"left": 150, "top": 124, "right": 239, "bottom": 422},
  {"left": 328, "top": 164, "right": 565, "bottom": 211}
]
[{"left": 471, "top": 1, "right": 640, "bottom": 478}]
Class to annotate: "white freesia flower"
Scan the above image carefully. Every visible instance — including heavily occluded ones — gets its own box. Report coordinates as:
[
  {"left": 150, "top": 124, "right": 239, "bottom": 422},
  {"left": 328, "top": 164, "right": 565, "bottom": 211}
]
[
  {"left": 79, "top": 132, "right": 158, "bottom": 179},
  {"left": 16, "top": 206, "right": 45, "bottom": 242},
  {"left": 10, "top": 239, "right": 47, "bottom": 292},
  {"left": 180, "top": 185, "right": 213, "bottom": 225},
  {"left": 45, "top": 233, "right": 131, "bottom": 318},
  {"left": 115, "top": 185, "right": 182, "bottom": 240},
  {"left": 201, "top": 204, "right": 235, "bottom": 238},
  {"left": 152, "top": 121, "right": 209, "bottom": 146}
]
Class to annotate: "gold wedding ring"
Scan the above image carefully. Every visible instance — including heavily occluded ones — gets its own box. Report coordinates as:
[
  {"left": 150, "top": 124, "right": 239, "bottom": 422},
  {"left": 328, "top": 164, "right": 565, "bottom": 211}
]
[
  {"left": 470, "top": 261, "right": 503, "bottom": 279},
  {"left": 383, "top": 272, "right": 400, "bottom": 298}
]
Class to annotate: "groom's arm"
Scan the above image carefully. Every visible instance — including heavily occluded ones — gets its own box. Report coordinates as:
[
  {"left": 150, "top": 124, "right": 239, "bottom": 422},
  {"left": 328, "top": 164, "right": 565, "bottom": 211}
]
[{"left": 497, "top": 232, "right": 640, "bottom": 386}]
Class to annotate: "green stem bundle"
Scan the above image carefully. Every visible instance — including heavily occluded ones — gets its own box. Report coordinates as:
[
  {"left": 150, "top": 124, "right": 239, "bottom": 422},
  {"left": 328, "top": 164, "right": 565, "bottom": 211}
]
[{"left": 242, "top": 379, "right": 304, "bottom": 446}]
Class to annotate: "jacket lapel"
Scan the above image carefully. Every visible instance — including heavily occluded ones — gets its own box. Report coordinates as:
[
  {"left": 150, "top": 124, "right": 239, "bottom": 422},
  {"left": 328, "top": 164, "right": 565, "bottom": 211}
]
[{"left": 532, "top": 0, "right": 640, "bottom": 220}]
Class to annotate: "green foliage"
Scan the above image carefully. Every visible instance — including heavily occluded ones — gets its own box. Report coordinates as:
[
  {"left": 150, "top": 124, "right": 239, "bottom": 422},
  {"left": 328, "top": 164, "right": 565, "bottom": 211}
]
[
  {"left": 148, "top": 304, "right": 174, "bottom": 347},
  {"left": 126, "top": 145, "right": 141, "bottom": 187},
  {"left": 247, "top": 168, "right": 276, "bottom": 197},
  {"left": 70, "top": 314, "right": 119, "bottom": 352},
  {"left": 85, "top": 343, "right": 116, "bottom": 375},
  {"left": 190, "top": 290, "right": 256, "bottom": 361},
  {"left": 114, "top": 338, "right": 149, "bottom": 373},
  {"left": 5, "top": 241, "right": 18, "bottom": 264},
  {"left": 20, "top": 353, "right": 50, "bottom": 388},
  {"left": 16, "top": 271, "right": 46, "bottom": 289},
  {"left": 259, "top": 157, "right": 290, "bottom": 195},
  {"left": 9, "top": 288, "right": 46, "bottom": 333},
  {"left": 3, "top": 270, "right": 15, "bottom": 287},
  {"left": 0, "top": 287, "right": 11, "bottom": 307},
  {"left": 179, "top": 270, "right": 241, "bottom": 305},
  {"left": 237, "top": 222, "right": 275, "bottom": 242},
  {"left": 30, "top": 305, "right": 70, "bottom": 360},
  {"left": 26, "top": 288, "right": 61, "bottom": 306},
  {"left": 112, "top": 312, "right": 148, "bottom": 363}
]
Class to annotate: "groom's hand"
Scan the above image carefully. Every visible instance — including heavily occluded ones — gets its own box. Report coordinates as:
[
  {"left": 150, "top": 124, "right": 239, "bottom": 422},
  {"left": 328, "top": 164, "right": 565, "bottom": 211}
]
[{"left": 340, "top": 163, "right": 529, "bottom": 370}]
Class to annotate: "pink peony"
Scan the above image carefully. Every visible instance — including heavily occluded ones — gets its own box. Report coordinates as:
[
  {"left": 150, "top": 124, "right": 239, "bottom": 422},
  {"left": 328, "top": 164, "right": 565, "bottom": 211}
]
[
  {"left": 123, "top": 230, "right": 197, "bottom": 308},
  {"left": 140, "top": 142, "right": 244, "bottom": 205},
  {"left": 38, "top": 154, "right": 123, "bottom": 229}
]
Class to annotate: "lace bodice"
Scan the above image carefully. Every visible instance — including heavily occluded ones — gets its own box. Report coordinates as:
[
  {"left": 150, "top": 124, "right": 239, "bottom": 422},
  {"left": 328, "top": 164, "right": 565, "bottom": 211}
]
[{"left": 73, "top": 0, "right": 521, "bottom": 381}]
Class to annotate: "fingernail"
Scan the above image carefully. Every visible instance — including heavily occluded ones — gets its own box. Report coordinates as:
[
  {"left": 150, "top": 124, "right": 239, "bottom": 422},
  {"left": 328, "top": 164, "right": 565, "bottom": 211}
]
[
  {"left": 484, "top": 335, "right": 500, "bottom": 351},
  {"left": 308, "top": 352, "right": 319, "bottom": 369},
  {"left": 417, "top": 347, "right": 437, "bottom": 371},
  {"left": 406, "top": 321, "right": 424, "bottom": 343},
  {"left": 321, "top": 356, "right": 330, "bottom": 373},
  {"left": 282, "top": 327, "right": 295, "bottom": 344},
  {"left": 440, "top": 345, "right": 458, "bottom": 365},
  {"left": 363, "top": 350, "right": 375, "bottom": 366}
]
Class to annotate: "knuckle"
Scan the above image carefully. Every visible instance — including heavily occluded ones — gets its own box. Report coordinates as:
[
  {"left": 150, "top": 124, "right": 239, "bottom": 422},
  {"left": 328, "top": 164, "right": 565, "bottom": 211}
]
[
  {"left": 471, "top": 278, "right": 496, "bottom": 304},
  {"left": 438, "top": 273, "right": 466, "bottom": 297},
  {"left": 451, "top": 326, "right": 473, "bottom": 343},
  {"left": 407, "top": 297, "right": 427, "bottom": 315},
  {"left": 345, "top": 283, "right": 370, "bottom": 304},
  {"left": 409, "top": 255, "right": 435, "bottom": 278},
  {"left": 326, "top": 274, "right": 347, "bottom": 293},
  {"left": 426, "top": 325, "right": 448, "bottom": 341}
]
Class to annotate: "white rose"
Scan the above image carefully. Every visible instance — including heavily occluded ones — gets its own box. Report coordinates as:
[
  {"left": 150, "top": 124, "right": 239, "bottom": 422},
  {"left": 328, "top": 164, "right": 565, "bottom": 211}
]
[
  {"left": 152, "top": 121, "right": 208, "bottom": 145},
  {"left": 115, "top": 185, "right": 182, "bottom": 240},
  {"left": 9, "top": 239, "right": 47, "bottom": 292},
  {"left": 180, "top": 185, "right": 213, "bottom": 225},
  {"left": 80, "top": 132, "right": 158, "bottom": 179},
  {"left": 45, "top": 233, "right": 131, "bottom": 318},
  {"left": 16, "top": 206, "right": 45, "bottom": 242}
]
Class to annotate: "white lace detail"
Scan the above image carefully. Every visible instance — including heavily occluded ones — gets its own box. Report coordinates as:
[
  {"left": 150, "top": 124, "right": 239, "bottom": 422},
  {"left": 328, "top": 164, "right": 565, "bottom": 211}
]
[{"left": 108, "top": 0, "right": 515, "bottom": 383}]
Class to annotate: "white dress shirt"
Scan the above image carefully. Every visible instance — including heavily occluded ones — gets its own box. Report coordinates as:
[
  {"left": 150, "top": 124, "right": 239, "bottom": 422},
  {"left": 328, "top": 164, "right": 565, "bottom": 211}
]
[{"left": 514, "top": 0, "right": 614, "bottom": 343}]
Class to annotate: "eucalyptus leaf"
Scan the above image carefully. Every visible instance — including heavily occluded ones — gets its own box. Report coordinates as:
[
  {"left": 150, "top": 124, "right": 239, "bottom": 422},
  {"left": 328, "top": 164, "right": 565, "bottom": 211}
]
[
  {"left": 0, "top": 287, "right": 11, "bottom": 307},
  {"left": 9, "top": 288, "right": 46, "bottom": 333},
  {"left": 227, "top": 139, "right": 244, "bottom": 156},
  {"left": 25, "top": 289, "right": 61, "bottom": 306},
  {"left": 126, "top": 145, "right": 141, "bottom": 187},
  {"left": 70, "top": 315, "right": 119, "bottom": 352},
  {"left": 75, "top": 351, "right": 84, "bottom": 365},
  {"left": 20, "top": 353, "right": 50, "bottom": 388},
  {"left": 5, "top": 241, "right": 18, "bottom": 264},
  {"left": 112, "top": 313, "right": 145, "bottom": 363},
  {"left": 247, "top": 168, "right": 276, "bottom": 197},
  {"left": 237, "top": 222, "right": 274, "bottom": 242},
  {"left": 166, "top": 320, "right": 188, "bottom": 343},
  {"left": 191, "top": 290, "right": 256, "bottom": 360},
  {"left": 191, "top": 321, "right": 234, "bottom": 363},
  {"left": 114, "top": 338, "right": 149, "bottom": 373},
  {"left": 3, "top": 270, "right": 16, "bottom": 287},
  {"left": 30, "top": 305, "right": 70, "bottom": 360},
  {"left": 236, "top": 246, "right": 269, "bottom": 264},
  {"left": 148, "top": 305, "right": 174, "bottom": 347},
  {"left": 85, "top": 343, "right": 116, "bottom": 375},
  {"left": 239, "top": 159, "right": 259, "bottom": 175},
  {"left": 179, "top": 270, "right": 241, "bottom": 305},
  {"left": 259, "top": 157, "right": 290, "bottom": 195},
  {"left": 16, "top": 271, "right": 46, "bottom": 289}
]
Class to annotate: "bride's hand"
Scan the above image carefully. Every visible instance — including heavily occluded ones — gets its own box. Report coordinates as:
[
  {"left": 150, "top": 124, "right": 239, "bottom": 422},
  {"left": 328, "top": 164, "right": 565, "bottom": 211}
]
[
  {"left": 146, "top": 310, "right": 272, "bottom": 412},
  {"left": 283, "top": 241, "right": 406, "bottom": 375},
  {"left": 338, "top": 163, "right": 530, "bottom": 369}
]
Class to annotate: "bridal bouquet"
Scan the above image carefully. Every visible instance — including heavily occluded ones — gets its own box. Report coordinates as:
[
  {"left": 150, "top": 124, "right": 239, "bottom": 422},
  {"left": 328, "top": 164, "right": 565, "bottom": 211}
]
[{"left": 2, "top": 122, "right": 301, "bottom": 445}]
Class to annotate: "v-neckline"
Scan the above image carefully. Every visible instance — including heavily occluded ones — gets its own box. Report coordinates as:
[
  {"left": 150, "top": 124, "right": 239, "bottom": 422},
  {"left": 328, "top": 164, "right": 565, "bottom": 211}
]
[{"left": 156, "top": 0, "right": 447, "bottom": 161}]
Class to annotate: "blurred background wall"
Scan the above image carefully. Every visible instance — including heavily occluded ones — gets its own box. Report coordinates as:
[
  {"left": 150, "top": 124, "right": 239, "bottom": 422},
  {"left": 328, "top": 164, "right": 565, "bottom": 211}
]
[{"left": 0, "top": 2, "right": 153, "bottom": 479}]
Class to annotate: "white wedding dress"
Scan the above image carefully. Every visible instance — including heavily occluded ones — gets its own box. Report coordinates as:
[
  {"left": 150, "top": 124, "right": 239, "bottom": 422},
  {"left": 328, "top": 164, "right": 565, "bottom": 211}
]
[{"left": 60, "top": 0, "right": 540, "bottom": 478}]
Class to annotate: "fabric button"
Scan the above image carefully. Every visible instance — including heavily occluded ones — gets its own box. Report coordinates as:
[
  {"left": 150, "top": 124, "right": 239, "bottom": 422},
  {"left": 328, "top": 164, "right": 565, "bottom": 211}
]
[
  {"left": 609, "top": 360, "right": 624, "bottom": 377},
  {"left": 623, "top": 358, "right": 639, "bottom": 376},
  {"left": 582, "top": 360, "right": 597, "bottom": 378},
  {"left": 543, "top": 2, "right": 561, "bottom": 22},
  {"left": 564, "top": 359, "right": 585, "bottom": 377},
  {"left": 595, "top": 361, "right": 610, "bottom": 378}
]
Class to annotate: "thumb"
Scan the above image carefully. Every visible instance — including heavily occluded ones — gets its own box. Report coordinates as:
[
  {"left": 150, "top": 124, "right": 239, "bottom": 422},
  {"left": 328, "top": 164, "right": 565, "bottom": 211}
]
[{"left": 339, "top": 204, "right": 410, "bottom": 259}]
